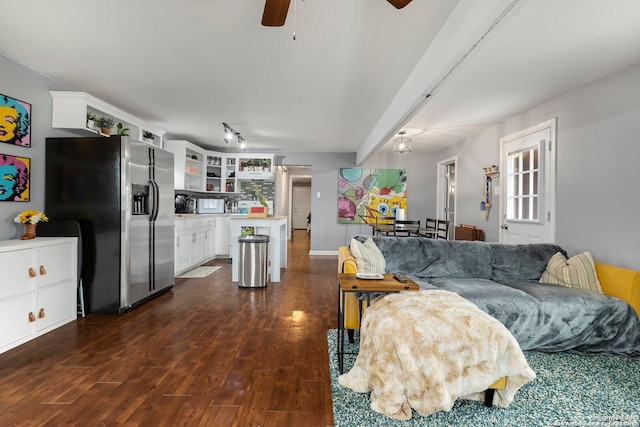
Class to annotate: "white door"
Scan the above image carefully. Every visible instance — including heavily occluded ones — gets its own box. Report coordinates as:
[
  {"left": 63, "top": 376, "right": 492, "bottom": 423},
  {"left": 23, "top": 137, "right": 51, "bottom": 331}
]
[
  {"left": 499, "top": 118, "right": 556, "bottom": 244},
  {"left": 436, "top": 156, "right": 457, "bottom": 239},
  {"left": 292, "top": 186, "right": 311, "bottom": 229}
]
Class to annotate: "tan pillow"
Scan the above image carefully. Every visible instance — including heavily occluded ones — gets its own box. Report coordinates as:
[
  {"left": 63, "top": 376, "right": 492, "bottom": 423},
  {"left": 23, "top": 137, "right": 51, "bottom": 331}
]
[
  {"left": 350, "top": 237, "right": 386, "bottom": 274},
  {"left": 540, "top": 251, "right": 603, "bottom": 293}
]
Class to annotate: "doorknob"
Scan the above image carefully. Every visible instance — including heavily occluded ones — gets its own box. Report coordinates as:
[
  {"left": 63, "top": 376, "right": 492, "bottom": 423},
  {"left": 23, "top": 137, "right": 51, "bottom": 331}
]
[{"left": 500, "top": 224, "right": 509, "bottom": 230}]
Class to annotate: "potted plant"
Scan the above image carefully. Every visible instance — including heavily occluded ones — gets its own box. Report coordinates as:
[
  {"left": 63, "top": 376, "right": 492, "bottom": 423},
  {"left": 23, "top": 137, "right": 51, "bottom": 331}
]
[
  {"left": 142, "top": 131, "right": 154, "bottom": 143},
  {"left": 116, "top": 122, "right": 129, "bottom": 136},
  {"left": 94, "top": 117, "right": 115, "bottom": 135},
  {"left": 86, "top": 112, "right": 97, "bottom": 129}
]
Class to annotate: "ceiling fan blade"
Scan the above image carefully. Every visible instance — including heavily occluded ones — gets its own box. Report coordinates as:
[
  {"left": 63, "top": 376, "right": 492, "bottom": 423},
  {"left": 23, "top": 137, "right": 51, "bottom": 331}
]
[
  {"left": 387, "top": 0, "right": 412, "bottom": 9},
  {"left": 262, "top": 0, "right": 291, "bottom": 27}
]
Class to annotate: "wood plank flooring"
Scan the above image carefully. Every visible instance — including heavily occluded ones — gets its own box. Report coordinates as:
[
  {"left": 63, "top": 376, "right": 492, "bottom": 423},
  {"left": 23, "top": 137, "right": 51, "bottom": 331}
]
[{"left": 0, "top": 230, "right": 337, "bottom": 426}]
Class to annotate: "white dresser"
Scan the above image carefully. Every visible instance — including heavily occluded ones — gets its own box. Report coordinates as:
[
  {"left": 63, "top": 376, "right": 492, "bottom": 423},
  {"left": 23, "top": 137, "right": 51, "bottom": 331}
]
[{"left": 0, "top": 237, "right": 78, "bottom": 354}]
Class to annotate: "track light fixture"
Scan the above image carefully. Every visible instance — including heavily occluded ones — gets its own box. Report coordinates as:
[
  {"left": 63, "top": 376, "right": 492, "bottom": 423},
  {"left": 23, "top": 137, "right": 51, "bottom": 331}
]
[
  {"left": 222, "top": 123, "right": 247, "bottom": 150},
  {"left": 223, "top": 122, "right": 234, "bottom": 141}
]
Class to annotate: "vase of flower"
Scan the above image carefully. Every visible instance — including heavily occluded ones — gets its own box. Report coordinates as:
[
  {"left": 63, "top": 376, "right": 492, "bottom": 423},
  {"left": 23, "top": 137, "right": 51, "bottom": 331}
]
[
  {"left": 21, "top": 223, "right": 37, "bottom": 240},
  {"left": 14, "top": 209, "right": 48, "bottom": 240}
]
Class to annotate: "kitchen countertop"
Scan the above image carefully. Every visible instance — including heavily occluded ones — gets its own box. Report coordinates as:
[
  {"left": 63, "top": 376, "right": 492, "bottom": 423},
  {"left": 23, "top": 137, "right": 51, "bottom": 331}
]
[{"left": 230, "top": 216, "right": 287, "bottom": 221}]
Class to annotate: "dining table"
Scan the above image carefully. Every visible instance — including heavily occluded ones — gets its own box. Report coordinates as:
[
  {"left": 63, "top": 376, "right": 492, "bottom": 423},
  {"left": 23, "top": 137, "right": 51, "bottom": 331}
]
[{"left": 370, "top": 222, "right": 438, "bottom": 237}]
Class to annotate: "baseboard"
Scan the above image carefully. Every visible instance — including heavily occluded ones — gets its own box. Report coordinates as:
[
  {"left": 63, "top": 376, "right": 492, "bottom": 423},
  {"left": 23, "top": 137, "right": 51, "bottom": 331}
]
[{"left": 309, "top": 250, "right": 339, "bottom": 256}]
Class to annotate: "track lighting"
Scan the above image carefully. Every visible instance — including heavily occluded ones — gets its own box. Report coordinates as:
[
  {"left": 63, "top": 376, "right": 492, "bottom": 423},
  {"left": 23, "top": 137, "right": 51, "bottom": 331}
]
[
  {"left": 223, "top": 123, "right": 234, "bottom": 141},
  {"left": 222, "top": 122, "right": 248, "bottom": 151}
]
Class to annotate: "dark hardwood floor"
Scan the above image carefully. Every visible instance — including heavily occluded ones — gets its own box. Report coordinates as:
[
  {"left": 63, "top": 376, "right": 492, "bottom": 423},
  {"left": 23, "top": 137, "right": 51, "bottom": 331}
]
[{"left": 0, "top": 230, "right": 337, "bottom": 426}]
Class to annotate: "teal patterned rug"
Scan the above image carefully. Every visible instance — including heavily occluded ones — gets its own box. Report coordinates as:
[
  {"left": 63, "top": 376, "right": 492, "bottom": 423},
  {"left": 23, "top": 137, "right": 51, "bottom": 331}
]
[{"left": 327, "top": 329, "right": 640, "bottom": 426}]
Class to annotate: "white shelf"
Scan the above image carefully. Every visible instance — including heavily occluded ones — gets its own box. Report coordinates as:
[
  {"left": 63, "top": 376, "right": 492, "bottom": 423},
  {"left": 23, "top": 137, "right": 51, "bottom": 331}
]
[{"left": 50, "top": 91, "right": 166, "bottom": 147}]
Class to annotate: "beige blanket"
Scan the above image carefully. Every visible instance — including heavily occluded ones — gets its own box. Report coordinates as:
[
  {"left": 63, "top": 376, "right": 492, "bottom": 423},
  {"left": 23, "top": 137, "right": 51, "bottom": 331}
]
[{"left": 338, "top": 290, "right": 536, "bottom": 420}]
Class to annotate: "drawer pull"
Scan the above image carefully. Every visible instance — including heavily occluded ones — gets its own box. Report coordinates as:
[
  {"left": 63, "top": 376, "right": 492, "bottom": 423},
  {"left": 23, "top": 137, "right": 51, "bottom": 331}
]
[
  {"left": 28, "top": 268, "right": 37, "bottom": 278},
  {"left": 38, "top": 308, "right": 45, "bottom": 319},
  {"left": 28, "top": 312, "right": 36, "bottom": 322},
  {"left": 39, "top": 265, "right": 47, "bottom": 275}
]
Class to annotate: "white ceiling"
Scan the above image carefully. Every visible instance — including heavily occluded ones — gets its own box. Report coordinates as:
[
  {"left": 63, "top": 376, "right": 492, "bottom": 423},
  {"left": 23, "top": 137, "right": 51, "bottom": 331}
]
[{"left": 2, "top": 0, "right": 640, "bottom": 159}]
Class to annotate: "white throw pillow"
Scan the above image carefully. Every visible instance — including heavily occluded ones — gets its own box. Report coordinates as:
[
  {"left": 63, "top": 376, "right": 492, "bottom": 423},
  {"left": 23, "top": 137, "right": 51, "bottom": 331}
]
[
  {"left": 350, "top": 237, "right": 386, "bottom": 274},
  {"left": 540, "top": 251, "right": 603, "bottom": 293}
]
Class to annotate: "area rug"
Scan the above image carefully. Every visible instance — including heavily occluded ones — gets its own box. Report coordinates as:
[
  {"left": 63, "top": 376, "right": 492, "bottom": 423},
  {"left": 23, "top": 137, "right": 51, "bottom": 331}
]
[
  {"left": 176, "top": 266, "right": 221, "bottom": 279},
  {"left": 327, "top": 329, "right": 640, "bottom": 427}
]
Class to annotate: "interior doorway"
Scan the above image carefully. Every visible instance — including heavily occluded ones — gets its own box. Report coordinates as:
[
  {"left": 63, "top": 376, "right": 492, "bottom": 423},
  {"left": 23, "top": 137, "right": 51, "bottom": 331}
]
[
  {"left": 436, "top": 156, "right": 457, "bottom": 239},
  {"left": 285, "top": 166, "right": 312, "bottom": 238},
  {"left": 292, "top": 185, "right": 311, "bottom": 229}
]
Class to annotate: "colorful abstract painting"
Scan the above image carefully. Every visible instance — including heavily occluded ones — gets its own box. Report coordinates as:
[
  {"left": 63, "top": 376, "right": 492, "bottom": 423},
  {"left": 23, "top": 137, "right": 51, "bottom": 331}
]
[
  {"left": 338, "top": 168, "right": 407, "bottom": 224},
  {"left": 0, "top": 153, "right": 30, "bottom": 201},
  {"left": 0, "top": 94, "right": 31, "bottom": 147}
]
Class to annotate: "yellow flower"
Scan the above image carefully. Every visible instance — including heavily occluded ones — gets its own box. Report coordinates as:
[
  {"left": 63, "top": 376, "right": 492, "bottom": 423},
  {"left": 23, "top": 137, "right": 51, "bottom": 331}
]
[{"left": 13, "top": 210, "right": 49, "bottom": 224}]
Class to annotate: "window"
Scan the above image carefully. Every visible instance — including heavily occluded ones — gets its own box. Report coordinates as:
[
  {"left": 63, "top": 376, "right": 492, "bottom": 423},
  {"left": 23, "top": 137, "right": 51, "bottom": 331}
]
[{"left": 506, "top": 141, "right": 543, "bottom": 222}]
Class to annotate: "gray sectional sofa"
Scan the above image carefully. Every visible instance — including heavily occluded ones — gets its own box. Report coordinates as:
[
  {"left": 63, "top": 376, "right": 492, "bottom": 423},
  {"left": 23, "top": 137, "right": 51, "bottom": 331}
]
[{"left": 340, "top": 235, "right": 640, "bottom": 357}]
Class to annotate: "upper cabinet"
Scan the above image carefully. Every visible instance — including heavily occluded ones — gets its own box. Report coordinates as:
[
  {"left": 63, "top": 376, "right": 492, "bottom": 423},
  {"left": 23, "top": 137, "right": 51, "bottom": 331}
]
[
  {"left": 165, "top": 140, "right": 206, "bottom": 191},
  {"left": 237, "top": 154, "right": 274, "bottom": 180},
  {"left": 50, "top": 91, "right": 165, "bottom": 148},
  {"left": 205, "top": 151, "right": 237, "bottom": 193}
]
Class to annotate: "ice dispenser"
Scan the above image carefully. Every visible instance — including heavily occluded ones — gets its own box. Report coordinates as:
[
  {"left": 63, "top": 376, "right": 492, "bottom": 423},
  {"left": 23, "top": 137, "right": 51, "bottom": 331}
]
[{"left": 132, "top": 184, "right": 149, "bottom": 215}]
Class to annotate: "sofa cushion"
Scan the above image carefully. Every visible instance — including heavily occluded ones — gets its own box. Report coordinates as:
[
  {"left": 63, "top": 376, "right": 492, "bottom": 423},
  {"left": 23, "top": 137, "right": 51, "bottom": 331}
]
[
  {"left": 540, "top": 251, "right": 603, "bottom": 293},
  {"left": 350, "top": 237, "right": 386, "bottom": 273},
  {"left": 502, "top": 281, "right": 638, "bottom": 355},
  {"left": 490, "top": 243, "right": 566, "bottom": 283},
  {"left": 368, "top": 236, "right": 494, "bottom": 279}
]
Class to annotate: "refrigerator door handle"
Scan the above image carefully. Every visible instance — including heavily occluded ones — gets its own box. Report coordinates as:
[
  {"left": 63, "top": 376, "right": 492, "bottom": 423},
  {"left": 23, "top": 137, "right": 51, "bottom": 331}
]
[{"left": 150, "top": 180, "right": 160, "bottom": 222}]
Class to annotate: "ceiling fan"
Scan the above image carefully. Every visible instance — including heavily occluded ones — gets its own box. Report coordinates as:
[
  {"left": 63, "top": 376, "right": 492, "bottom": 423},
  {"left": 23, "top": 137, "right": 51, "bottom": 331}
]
[{"left": 262, "top": 0, "right": 413, "bottom": 27}]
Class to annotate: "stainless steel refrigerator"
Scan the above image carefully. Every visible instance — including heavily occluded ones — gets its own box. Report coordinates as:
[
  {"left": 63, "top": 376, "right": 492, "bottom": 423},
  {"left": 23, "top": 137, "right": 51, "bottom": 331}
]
[{"left": 45, "top": 136, "right": 174, "bottom": 314}]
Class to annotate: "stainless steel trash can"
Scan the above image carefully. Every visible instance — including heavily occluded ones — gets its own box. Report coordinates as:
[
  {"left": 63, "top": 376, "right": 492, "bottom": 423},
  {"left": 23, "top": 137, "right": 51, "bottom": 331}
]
[{"left": 238, "top": 234, "right": 269, "bottom": 288}]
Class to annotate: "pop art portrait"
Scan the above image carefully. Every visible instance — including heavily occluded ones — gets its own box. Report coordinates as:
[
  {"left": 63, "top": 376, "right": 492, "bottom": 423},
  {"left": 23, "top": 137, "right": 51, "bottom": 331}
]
[
  {"left": 0, "top": 153, "right": 30, "bottom": 201},
  {"left": 0, "top": 94, "right": 31, "bottom": 147}
]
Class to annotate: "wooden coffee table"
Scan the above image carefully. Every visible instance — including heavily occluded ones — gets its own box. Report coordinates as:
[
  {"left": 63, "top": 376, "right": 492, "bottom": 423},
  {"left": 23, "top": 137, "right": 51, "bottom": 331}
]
[{"left": 336, "top": 273, "right": 419, "bottom": 374}]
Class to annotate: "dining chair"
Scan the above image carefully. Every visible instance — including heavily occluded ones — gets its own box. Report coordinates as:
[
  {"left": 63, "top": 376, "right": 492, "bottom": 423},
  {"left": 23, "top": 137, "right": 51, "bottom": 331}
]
[
  {"left": 435, "top": 219, "right": 450, "bottom": 240},
  {"left": 394, "top": 219, "right": 421, "bottom": 237},
  {"left": 419, "top": 217, "right": 438, "bottom": 238}
]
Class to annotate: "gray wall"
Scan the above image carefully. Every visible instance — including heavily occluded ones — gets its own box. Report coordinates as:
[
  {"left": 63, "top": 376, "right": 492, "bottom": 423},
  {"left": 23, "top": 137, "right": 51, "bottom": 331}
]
[
  {"left": 278, "top": 152, "right": 360, "bottom": 252},
  {"left": 0, "top": 54, "right": 77, "bottom": 240},
  {"left": 429, "top": 61, "right": 640, "bottom": 269}
]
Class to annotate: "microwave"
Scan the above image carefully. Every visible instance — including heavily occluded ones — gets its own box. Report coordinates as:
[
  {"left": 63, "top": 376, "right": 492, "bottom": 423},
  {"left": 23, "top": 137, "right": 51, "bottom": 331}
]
[{"left": 197, "top": 198, "right": 225, "bottom": 214}]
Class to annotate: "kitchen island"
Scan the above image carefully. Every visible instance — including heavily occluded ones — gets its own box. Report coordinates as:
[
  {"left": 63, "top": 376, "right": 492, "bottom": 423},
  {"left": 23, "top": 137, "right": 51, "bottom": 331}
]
[{"left": 230, "top": 216, "right": 288, "bottom": 283}]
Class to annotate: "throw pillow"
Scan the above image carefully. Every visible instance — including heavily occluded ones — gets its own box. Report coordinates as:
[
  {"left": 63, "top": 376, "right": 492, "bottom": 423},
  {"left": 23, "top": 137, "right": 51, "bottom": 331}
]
[
  {"left": 540, "top": 251, "right": 603, "bottom": 293},
  {"left": 350, "top": 237, "right": 386, "bottom": 274}
]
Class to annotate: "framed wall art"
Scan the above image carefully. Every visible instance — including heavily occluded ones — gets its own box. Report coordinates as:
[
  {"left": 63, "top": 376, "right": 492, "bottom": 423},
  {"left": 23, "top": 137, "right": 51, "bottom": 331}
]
[
  {"left": 338, "top": 168, "right": 407, "bottom": 224},
  {"left": 0, "top": 153, "right": 30, "bottom": 201},
  {"left": 1, "top": 93, "right": 31, "bottom": 147}
]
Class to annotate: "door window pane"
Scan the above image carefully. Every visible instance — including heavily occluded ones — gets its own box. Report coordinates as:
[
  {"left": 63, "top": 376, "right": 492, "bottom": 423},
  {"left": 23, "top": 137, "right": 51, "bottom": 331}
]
[{"left": 506, "top": 145, "right": 541, "bottom": 222}]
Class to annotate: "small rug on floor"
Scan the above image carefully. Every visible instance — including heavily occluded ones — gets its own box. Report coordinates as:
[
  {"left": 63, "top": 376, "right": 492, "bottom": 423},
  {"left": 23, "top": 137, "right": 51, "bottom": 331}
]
[
  {"left": 327, "top": 329, "right": 640, "bottom": 427},
  {"left": 176, "top": 266, "right": 221, "bottom": 279}
]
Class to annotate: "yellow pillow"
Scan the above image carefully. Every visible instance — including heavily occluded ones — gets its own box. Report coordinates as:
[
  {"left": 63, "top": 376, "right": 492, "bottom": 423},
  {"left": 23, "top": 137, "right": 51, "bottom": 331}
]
[{"left": 540, "top": 251, "right": 603, "bottom": 293}]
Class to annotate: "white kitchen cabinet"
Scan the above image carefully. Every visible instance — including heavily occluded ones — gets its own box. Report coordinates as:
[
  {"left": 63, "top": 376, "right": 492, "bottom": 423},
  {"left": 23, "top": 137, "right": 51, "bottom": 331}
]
[
  {"left": 205, "top": 151, "right": 239, "bottom": 193},
  {"left": 0, "top": 237, "right": 78, "bottom": 355},
  {"left": 50, "top": 91, "right": 165, "bottom": 146},
  {"left": 165, "top": 140, "right": 206, "bottom": 191},
  {"left": 174, "top": 216, "right": 217, "bottom": 276},
  {"left": 214, "top": 216, "right": 230, "bottom": 257},
  {"left": 204, "top": 219, "right": 216, "bottom": 260}
]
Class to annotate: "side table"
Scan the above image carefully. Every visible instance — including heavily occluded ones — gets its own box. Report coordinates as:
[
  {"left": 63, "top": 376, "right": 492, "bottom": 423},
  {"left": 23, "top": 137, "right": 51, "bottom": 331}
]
[{"left": 336, "top": 273, "right": 419, "bottom": 374}]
